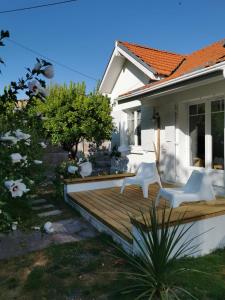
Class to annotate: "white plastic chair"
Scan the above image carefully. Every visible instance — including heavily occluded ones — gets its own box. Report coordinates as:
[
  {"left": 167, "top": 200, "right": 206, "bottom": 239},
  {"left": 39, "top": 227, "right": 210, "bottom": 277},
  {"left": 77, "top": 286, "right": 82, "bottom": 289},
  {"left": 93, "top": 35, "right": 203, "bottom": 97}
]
[
  {"left": 120, "top": 162, "right": 162, "bottom": 198},
  {"left": 155, "top": 170, "right": 216, "bottom": 208}
]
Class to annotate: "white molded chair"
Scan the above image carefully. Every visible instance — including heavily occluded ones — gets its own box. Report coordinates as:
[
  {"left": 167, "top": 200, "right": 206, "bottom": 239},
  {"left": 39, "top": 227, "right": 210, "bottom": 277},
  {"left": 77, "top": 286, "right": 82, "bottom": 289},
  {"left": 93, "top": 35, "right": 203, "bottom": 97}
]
[
  {"left": 120, "top": 162, "right": 162, "bottom": 198},
  {"left": 155, "top": 170, "right": 216, "bottom": 208}
]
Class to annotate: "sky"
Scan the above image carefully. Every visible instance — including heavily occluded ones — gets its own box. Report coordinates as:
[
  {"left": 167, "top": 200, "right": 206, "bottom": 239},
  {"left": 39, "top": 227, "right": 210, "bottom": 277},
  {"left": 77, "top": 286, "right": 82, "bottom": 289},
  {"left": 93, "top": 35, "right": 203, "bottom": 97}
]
[{"left": 0, "top": 0, "right": 225, "bottom": 96}]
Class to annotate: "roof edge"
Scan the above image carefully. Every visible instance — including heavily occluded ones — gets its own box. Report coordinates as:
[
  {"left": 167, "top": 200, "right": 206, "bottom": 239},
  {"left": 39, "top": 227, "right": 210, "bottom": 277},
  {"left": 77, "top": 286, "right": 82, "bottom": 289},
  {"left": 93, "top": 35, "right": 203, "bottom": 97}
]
[{"left": 117, "top": 61, "right": 225, "bottom": 101}]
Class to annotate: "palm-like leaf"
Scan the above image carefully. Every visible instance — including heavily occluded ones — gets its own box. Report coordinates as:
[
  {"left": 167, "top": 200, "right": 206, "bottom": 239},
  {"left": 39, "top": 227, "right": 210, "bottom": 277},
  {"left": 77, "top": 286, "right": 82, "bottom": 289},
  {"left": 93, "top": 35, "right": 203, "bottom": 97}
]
[{"left": 114, "top": 205, "right": 201, "bottom": 299}]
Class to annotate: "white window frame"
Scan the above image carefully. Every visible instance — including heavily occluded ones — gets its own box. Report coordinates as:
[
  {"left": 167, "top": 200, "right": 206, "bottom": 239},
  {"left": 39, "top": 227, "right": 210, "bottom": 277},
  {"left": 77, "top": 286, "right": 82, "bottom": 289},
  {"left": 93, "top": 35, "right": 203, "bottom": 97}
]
[
  {"left": 188, "top": 96, "right": 225, "bottom": 173},
  {"left": 126, "top": 108, "right": 142, "bottom": 150}
]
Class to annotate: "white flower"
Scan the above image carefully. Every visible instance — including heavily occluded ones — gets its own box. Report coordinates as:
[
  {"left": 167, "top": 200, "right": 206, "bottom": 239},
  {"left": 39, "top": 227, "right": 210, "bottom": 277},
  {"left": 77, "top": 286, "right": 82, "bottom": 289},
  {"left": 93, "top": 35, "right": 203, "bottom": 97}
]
[
  {"left": 28, "top": 80, "right": 47, "bottom": 97},
  {"left": 0, "top": 209, "right": 2, "bottom": 214},
  {"left": 14, "top": 129, "right": 30, "bottom": 140},
  {"left": 34, "top": 160, "right": 43, "bottom": 165},
  {"left": 39, "top": 142, "right": 47, "bottom": 149},
  {"left": 44, "top": 221, "right": 54, "bottom": 233},
  {"left": 4, "top": 179, "right": 30, "bottom": 198},
  {"left": 28, "top": 80, "right": 40, "bottom": 95},
  {"left": 43, "top": 65, "right": 54, "bottom": 79},
  {"left": 33, "top": 62, "right": 42, "bottom": 72},
  {"left": 0, "top": 131, "right": 18, "bottom": 144},
  {"left": 40, "top": 116, "right": 48, "bottom": 121},
  {"left": 68, "top": 165, "right": 78, "bottom": 174},
  {"left": 12, "top": 223, "right": 17, "bottom": 231},
  {"left": 10, "top": 153, "right": 27, "bottom": 164},
  {"left": 10, "top": 153, "right": 22, "bottom": 163},
  {"left": 13, "top": 129, "right": 31, "bottom": 145},
  {"left": 1, "top": 130, "right": 31, "bottom": 145}
]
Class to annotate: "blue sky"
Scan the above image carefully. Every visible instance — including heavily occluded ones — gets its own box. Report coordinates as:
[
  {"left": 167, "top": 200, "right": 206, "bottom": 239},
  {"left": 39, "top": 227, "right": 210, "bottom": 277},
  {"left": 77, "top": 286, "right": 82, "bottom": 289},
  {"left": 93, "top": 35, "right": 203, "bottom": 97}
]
[{"left": 0, "top": 0, "right": 225, "bottom": 95}]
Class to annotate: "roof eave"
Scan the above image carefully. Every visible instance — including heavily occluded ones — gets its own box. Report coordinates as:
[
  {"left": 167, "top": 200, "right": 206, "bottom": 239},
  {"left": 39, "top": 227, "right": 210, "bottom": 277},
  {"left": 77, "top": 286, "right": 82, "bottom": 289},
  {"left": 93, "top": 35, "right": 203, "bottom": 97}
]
[{"left": 117, "top": 61, "right": 225, "bottom": 101}]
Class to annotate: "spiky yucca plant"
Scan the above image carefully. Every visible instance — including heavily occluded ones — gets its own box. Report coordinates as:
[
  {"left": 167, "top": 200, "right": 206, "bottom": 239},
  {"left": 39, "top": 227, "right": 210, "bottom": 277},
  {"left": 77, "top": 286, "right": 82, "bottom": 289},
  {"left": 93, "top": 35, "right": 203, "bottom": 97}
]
[{"left": 116, "top": 206, "right": 201, "bottom": 299}]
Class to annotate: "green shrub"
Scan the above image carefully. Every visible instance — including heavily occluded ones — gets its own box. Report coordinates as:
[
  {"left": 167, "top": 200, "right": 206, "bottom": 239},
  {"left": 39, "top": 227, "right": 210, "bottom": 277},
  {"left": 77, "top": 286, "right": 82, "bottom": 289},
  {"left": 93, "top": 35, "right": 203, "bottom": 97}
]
[{"left": 116, "top": 206, "right": 201, "bottom": 299}]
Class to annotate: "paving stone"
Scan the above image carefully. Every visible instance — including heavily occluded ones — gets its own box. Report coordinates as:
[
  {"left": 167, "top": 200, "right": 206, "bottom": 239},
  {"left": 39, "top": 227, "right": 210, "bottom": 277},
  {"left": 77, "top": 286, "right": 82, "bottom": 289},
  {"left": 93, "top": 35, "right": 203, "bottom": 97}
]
[
  {"left": 29, "top": 194, "right": 38, "bottom": 199},
  {"left": 31, "top": 198, "right": 47, "bottom": 205},
  {"left": 32, "top": 204, "right": 55, "bottom": 211},
  {"left": 38, "top": 210, "right": 62, "bottom": 217},
  {"left": 0, "top": 217, "right": 98, "bottom": 260}
]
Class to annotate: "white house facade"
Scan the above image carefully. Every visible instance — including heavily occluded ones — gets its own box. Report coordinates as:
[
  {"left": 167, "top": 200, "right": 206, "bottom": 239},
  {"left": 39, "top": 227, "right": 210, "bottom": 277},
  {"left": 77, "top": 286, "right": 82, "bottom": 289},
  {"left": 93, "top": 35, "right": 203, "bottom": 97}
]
[{"left": 99, "top": 39, "right": 225, "bottom": 195}]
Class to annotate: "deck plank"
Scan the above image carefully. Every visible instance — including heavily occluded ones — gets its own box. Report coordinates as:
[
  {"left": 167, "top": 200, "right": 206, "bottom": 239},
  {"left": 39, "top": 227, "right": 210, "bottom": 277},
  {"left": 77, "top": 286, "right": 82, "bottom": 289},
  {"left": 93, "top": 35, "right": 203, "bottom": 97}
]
[
  {"left": 68, "top": 184, "right": 225, "bottom": 243},
  {"left": 69, "top": 191, "right": 132, "bottom": 241}
]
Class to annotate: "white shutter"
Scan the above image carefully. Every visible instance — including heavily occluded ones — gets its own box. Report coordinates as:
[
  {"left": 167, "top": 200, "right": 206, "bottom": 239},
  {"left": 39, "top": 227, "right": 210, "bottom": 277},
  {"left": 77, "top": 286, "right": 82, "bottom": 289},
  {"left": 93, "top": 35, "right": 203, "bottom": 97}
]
[{"left": 141, "top": 105, "right": 155, "bottom": 151}]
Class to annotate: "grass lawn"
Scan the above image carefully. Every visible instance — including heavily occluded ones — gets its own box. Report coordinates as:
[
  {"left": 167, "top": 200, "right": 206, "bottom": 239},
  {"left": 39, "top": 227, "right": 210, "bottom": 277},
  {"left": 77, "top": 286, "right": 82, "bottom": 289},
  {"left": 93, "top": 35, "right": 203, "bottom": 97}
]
[{"left": 0, "top": 234, "right": 225, "bottom": 300}]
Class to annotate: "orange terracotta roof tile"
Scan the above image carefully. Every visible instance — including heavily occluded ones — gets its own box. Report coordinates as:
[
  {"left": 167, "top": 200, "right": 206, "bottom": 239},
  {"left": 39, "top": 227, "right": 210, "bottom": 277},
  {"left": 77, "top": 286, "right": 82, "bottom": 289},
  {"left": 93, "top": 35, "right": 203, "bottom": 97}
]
[
  {"left": 119, "top": 41, "right": 185, "bottom": 76},
  {"left": 119, "top": 38, "right": 225, "bottom": 98}
]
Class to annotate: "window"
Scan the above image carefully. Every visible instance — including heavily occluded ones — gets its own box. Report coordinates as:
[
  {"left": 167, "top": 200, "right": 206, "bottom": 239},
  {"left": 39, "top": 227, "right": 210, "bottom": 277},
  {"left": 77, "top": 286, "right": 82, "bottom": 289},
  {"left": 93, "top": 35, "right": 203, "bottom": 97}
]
[
  {"left": 189, "top": 98, "right": 224, "bottom": 170},
  {"left": 211, "top": 99, "right": 224, "bottom": 170},
  {"left": 127, "top": 109, "right": 141, "bottom": 146},
  {"left": 189, "top": 103, "right": 205, "bottom": 167}
]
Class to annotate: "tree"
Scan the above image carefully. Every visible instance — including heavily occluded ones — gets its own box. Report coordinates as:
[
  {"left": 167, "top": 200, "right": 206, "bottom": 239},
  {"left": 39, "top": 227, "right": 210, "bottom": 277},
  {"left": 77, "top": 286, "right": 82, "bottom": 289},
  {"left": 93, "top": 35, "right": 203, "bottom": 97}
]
[{"left": 35, "top": 82, "right": 115, "bottom": 158}]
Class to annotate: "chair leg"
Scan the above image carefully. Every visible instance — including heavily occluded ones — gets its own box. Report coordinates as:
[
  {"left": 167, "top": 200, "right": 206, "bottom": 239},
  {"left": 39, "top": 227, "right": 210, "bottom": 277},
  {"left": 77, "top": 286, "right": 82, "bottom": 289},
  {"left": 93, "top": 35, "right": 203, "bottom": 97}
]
[
  {"left": 157, "top": 177, "right": 162, "bottom": 188},
  {"left": 120, "top": 181, "right": 126, "bottom": 194},
  {"left": 155, "top": 192, "right": 161, "bottom": 207},
  {"left": 142, "top": 184, "right": 149, "bottom": 198}
]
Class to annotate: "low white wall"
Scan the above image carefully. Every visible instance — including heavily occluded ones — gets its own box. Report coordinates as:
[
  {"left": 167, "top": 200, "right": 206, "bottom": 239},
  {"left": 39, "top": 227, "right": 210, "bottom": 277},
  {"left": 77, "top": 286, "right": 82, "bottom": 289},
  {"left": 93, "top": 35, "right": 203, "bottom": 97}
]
[
  {"left": 65, "top": 178, "right": 124, "bottom": 194},
  {"left": 132, "top": 214, "right": 225, "bottom": 258}
]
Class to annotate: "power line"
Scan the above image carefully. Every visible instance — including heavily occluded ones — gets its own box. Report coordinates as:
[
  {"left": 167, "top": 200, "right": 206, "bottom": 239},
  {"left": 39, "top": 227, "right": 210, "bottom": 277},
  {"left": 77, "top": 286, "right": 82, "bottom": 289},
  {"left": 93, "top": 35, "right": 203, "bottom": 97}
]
[
  {"left": 0, "top": 0, "right": 78, "bottom": 14},
  {"left": 8, "top": 38, "right": 98, "bottom": 82}
]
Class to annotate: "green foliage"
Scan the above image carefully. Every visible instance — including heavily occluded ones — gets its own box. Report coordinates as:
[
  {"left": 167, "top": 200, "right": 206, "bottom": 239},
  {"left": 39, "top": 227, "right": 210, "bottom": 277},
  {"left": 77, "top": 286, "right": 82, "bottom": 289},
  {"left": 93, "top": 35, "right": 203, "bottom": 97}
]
[
  {"left": 34, "top": 82, "right": 115, "bottom": 157},
  {"left": 115, "top": 206, "right": 200, "bottom": 299},
  {"left": 110, "top": 144, "right": 121, "bottom": 158},
  {"left": 0, "top": 29, "right": 53, "bottom": 232},
  {"left": 55, "top": 159, "right": 80, "bottom": 179}
]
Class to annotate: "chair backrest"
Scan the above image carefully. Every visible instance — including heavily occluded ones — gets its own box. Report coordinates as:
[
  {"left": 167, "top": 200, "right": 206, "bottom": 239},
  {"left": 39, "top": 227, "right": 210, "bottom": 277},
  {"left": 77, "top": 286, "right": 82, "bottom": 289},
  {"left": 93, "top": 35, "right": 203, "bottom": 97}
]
[
  {"left": 184, "top": 170, "right": 204, "bottom": 193},
  {"left": 136, "top": 162, "right": 157, "bottom": 178},
  {"left": 183, "top": 170, "right": 215, "bottom": 200}
]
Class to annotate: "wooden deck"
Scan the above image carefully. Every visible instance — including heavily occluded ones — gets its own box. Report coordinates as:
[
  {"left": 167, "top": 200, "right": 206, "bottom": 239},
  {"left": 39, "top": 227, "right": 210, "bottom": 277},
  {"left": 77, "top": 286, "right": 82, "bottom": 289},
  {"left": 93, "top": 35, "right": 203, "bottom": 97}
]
[{"left": 68, "top": 184, "right": 225, "bottom": 244}]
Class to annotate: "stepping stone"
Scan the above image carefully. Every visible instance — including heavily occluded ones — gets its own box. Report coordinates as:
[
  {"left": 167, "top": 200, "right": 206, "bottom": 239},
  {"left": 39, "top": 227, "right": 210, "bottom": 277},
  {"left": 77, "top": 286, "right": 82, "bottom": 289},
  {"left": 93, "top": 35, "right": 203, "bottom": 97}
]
[
  {"left": 29, "top": 194, "right": 38, "bottom": 199},
  {"left": 31, "top": 199, "right": 47, "bottom": 205},
  {"left": 38, "top": 210, "right": 62, "bottom": 218},
  {"left": 32, "top": 204, "right": 55, "bottom": 211}
]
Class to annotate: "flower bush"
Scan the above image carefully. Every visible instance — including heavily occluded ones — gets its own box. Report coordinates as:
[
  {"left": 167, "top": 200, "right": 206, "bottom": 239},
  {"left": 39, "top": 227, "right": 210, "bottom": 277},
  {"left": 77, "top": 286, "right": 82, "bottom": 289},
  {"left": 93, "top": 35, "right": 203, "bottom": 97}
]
[
  {"left": 55, "top": 159, "right": 81, "bottom": 179},
  {"left": 0, "top": 30, "right": 54, "bottom": 232}
]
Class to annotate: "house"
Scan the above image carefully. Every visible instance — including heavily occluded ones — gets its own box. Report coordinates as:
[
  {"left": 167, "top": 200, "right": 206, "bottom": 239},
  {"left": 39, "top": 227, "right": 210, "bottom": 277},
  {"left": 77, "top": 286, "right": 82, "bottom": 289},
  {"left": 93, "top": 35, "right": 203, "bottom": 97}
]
[{"left": 99, "top": 38, "right": 225, "bottom": 195}]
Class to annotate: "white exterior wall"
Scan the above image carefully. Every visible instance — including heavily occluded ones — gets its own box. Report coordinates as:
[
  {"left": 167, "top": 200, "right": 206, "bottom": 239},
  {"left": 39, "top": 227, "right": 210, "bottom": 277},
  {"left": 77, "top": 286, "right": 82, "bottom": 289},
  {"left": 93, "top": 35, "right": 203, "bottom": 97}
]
[
  {"left": 106, "top": 53, "right": 225, "bottom": 188},
  {"left": 110, "top": 60, "right": 149, "bottom": 101},
  {"left": 113, "top": 78, "right": 225, "bottom": 191},
  {"left": 153, "top": 79, "right": 225, "bottom": 193},
  {"left": 109, "top": 60, "right": 157, "bottom": 170}
]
